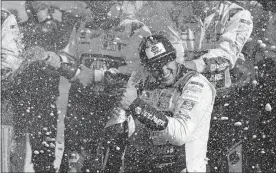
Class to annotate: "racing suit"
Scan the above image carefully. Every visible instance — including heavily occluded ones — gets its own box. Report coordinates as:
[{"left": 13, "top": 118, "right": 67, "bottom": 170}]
[
  {"left": 58, "top": 15, "right": 151, "bottom": 172},
  {"left": 137, "top": 1, "right": 253, "bottom": 89},
  {"left": 123, "top": 69, "right": 216, "bottom": 172},
  {"left": 1, "top": 8, "right": 24, "bottom": 172}
]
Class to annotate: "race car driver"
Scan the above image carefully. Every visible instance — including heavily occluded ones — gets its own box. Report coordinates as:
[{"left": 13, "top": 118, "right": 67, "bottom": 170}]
[
  {"left": 137, "top": 1, "right": 253, "bottom": 90},
  {"left": 43, "top": 1, "right": 151, "bottom": 172},
  {"left": 110, "top": 34, "right": 216, "bottom": 172}
]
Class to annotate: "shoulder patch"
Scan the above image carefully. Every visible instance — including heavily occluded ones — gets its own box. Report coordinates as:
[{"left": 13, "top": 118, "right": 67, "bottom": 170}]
[
  {"left": 185, "top": 85, "right": 202, "bottom": 93},
  {"left": 180, "top": 75, "right": 207, "bottom": 102},
  {"left": 181, "top": 90, "right": 200, "bottom": 102},
  {"left": 180, "top": 99, "right": 196, "bottom": 111}
]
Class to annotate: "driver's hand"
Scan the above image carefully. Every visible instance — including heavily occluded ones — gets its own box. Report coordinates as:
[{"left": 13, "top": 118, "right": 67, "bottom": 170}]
[{"left": 43, "top": 51, "right": 61, "bottom": 69}]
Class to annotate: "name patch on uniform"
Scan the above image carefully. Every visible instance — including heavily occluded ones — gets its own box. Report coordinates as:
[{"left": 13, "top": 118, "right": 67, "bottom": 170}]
[
  {"left": 180, "top": 100, "right": 196, "bottom": 111},
  {"left": 185, "top": 85, "right": 202, "bottom": 93},
  {"left": 189, "top": 81, "right": 204, "bottom": 88},
  {"left": 145, "top": 43, "right": 166, "bottom": 59},
  {"left": 182, "top": 90, "right": 200, "bottom": 101}
]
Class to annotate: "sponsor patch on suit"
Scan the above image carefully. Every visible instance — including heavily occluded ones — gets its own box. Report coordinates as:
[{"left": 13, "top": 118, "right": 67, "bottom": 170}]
[
  {"left": 180, "top": 99, "right": 196, "bottom": 111},
  {"left": 189, "top": 81, "right": 204, "bottom": 88}
]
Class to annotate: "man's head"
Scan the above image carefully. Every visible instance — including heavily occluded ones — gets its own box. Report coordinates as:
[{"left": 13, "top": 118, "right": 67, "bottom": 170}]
[
  {"left": 25, "top": 1, "right": 65, "bottom": 33},
  {"left": 139, "top": 35, "right": 180, "bottom": 86}
]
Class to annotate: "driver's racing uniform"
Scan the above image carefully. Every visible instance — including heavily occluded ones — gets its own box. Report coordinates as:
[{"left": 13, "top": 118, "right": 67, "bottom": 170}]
[
  {"left": 124, "top": 70, "right": 216, "bottom": 172},
  {"left": 58, "top": 15, "right": 151, "bottom": 172}
]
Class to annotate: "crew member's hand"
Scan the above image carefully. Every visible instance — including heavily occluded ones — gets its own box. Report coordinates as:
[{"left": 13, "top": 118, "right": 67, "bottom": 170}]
[
  {"left": 43, "top": 51, "right": 61, "bottom": 69},
  {"left": 70, "top": 64, "right": 94, "bottom": 87}
]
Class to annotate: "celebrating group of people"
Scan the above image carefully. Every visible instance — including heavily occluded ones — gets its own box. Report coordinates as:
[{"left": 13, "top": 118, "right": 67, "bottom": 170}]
[{"left": 2, "top": 1, "right": 275, "bottom": 172}]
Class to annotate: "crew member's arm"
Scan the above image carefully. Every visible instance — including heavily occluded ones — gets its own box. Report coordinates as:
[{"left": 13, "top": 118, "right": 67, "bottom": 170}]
[
  {"left": 187, "top": 7, "right": 253, "bottom": 73},
  {"left": 129, "top": 75, "right": 215, "bottom": 146}
]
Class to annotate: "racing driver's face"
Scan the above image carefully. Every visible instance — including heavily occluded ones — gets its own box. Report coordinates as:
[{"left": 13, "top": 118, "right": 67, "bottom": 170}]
[{"left": 150, "top": 60, "right": 179, "bottom": 86}]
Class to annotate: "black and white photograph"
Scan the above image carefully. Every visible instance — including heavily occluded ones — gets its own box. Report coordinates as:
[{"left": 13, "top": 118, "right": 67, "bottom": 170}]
[{"left": 1, "top": 1, "right": 275, "bottom": 172}]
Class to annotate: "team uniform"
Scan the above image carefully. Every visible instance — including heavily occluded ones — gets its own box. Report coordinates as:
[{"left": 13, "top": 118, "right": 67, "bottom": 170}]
[
  {"left": 102, "top": 34, "right": 217, "bottom": 172},
  {"left": 58, "top": 15, "right": 151, "bottom": 172},
  {"left": 123, "top": 70, "right": 216, "bottom": 172}
]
